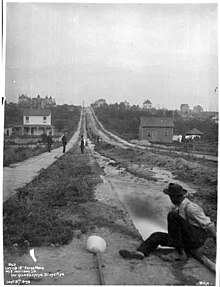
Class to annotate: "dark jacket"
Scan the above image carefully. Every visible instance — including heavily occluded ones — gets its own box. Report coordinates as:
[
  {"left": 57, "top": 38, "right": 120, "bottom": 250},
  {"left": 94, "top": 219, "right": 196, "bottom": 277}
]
[
  {"left": 62, "top": 135, "right": 67, "bottom": 146},
  {"left": 47, "top": 135, "right": 52, "bottom": 144}
]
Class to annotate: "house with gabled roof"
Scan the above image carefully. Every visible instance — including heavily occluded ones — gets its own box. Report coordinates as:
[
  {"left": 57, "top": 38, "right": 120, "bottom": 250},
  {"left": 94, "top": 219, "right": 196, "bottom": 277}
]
[
  {"left": 185, "top": 128, "right": 204, "bottom": 140},
  {"left": 139, "top": 117, "right": 174, "bottom": 143},
  {"left": 143, "top": 99, "right": 152, "bottom": 110},
  {"left": 22, "top": 109, "right": 54, "bottom": 135},
  {"left": 11, "top": 109, "right": 54, "bottom": 136}
]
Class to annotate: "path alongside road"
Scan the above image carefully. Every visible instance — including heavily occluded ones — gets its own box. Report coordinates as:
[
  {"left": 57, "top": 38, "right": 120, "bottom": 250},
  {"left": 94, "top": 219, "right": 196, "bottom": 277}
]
[
  {"left": 3, "top": 112, "right": 82, "bottom": 203},
  {"left": 144, "top": 146, "right": 218, "bottom": 162}
]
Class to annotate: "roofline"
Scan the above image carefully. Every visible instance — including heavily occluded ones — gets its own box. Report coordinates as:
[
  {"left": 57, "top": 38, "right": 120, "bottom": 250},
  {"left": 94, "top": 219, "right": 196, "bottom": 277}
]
[
  {"left": 7, "top": 124, "right": 54, "bottom": 128},
  {"left": 22, "top": 125, "right": 54, "bottom": 127},
  {"left": 23, "top": 109, "right": 51, "bottom": 116}
]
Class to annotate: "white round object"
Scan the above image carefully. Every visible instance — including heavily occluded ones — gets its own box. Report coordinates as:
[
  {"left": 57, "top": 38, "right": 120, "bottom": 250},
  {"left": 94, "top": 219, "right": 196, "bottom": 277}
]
[{"left": 86, "top": 235, "right": 106, "bottom": 253}]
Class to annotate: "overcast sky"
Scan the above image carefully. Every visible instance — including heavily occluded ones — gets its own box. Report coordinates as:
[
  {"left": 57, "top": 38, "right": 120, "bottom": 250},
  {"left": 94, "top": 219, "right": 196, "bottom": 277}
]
[{"left": 5, "top": 2, "right": 218, "bottom": 111}]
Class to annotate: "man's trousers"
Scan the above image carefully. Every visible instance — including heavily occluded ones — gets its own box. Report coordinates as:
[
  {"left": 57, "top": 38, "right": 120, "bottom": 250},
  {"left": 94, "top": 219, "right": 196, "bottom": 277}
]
[{"left": 137, "top": 211, "right": 208, "bottom": 256}]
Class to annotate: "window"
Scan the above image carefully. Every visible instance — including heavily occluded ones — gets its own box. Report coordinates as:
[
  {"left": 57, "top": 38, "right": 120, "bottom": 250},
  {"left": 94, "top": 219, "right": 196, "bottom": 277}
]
[
  {"left": 147, "top": 131, "right": 151, "bottom": 138},
  {"left": 164, "top": 131, "right": 168, "bottom": 137},
  {"left": 43, "top": 116, "right": 47, "bottom": 123},
  {"left": 25, "top": 116, "right": 29, "bottom": 123}
]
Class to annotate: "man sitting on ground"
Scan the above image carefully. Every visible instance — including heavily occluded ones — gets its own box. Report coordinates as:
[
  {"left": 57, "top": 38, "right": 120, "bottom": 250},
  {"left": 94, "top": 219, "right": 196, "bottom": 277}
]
[{"left": 119, "top": 183, "right": 216, "bottom": 261}]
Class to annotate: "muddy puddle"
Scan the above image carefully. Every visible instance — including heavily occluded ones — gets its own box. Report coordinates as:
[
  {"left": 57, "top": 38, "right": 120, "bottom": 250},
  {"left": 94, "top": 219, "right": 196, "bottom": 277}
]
[{"left": 89, "top": 141, "right": 197, "bottom": 240}]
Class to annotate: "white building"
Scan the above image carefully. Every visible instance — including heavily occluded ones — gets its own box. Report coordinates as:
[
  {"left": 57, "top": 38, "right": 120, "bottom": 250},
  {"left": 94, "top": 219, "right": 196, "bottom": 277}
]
[
  {"left": 22, "top": 109, "right": 54, "bottom": 135},
  {"left": 93, "top": 99, "right": 106, "bottom": 107},
  {"left": 10, "top": 109, "right": 54, "bottom": 136}
]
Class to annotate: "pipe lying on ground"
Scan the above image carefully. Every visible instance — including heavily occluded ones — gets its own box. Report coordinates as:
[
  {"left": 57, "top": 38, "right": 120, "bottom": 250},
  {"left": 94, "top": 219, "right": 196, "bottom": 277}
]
[
  {"left": 86, "top": 235, "right": 106, "bottom": 285},
  {"left": 190, "top": 250, "right": 215, "bottom": 273}
]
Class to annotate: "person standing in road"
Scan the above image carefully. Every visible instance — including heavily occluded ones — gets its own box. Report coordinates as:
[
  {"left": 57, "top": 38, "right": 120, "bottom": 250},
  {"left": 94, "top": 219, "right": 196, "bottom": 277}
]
[
  {"left": 62, "top": 131, "right": 68, "bottom": 153},
  {"left": 119, "top": 183, "right": 216, "bottom": 261},
  {"left": 80, "top": 135, "right": 85, "bottom": 154},
  {"left": 47, "top": 131, "right": 53, "bottom": 152}
]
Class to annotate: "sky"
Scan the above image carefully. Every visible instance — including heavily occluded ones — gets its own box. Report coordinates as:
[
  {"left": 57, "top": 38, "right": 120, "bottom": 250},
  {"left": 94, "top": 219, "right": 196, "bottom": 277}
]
[{"left": 4, "top": 2, "right": 218, "bottom": 111}]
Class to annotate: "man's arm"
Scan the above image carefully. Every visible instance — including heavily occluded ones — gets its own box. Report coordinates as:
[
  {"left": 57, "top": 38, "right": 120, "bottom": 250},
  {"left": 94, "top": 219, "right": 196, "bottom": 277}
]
[{"left": 187, "top": 203, "right": 216, "bottom": 238}]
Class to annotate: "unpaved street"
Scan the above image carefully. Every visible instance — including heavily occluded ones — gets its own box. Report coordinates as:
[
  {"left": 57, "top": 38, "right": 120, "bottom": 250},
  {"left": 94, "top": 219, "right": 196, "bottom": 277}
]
[{"left": 3, "top": 108, "right": 217, "bottom": 285}]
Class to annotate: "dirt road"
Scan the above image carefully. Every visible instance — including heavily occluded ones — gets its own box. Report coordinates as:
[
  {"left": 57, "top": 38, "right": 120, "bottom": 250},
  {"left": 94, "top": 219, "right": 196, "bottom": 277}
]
[{"left": 3, "top": 108, "right": 217, "bottom": 285}]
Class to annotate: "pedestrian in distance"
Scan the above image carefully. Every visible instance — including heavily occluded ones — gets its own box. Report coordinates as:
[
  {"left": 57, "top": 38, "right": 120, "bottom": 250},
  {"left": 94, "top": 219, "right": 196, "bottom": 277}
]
[
  {"left": 80, "top": 135, "right": 85, "bottom": 154},
  {"left": 47, "top": 131, "right": 53, "bottom": 152},
  {"left": 62, "top": 131, "right": 68, "bottom": 153},
  {"left": 119, "top": 183, "right": 216, "bottom": 261}
]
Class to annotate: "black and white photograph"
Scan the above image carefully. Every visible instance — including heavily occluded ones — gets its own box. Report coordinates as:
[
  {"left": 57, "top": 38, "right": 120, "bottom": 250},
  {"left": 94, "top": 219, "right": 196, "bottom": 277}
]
[{"left": 1, "top": 0, "right": 218, "bottom": 285}]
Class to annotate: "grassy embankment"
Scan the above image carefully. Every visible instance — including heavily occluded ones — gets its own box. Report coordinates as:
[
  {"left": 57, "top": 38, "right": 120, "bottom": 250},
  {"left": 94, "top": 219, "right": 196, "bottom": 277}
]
[
  {"left": 4, "top": 141, "right": 139, "bottom": 248},
  {"left": 3, "top": 144, "right": 57, "bottom": 167},
  {"left": 3, "top": 144, "right": 102, "bottom": 247}
]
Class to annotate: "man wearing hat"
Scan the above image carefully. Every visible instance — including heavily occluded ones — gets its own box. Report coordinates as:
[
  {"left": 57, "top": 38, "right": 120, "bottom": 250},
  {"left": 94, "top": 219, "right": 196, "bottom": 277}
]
[{"left": 119, "top": 183, "right": 216, "bottom": 261}]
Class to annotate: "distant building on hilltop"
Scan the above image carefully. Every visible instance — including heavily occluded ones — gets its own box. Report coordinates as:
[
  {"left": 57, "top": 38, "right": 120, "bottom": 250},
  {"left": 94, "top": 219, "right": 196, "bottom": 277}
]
[
  {"left": 193, "top": 105, "right": 203, "bottom": 113},
  {"left": 93, "top": 99, "right": 106, "bottom": 107},
  {"left": 45, "top": 95, "right": 56, "bottom": 107},
  {"left": 180, "top": 104, "right": 190, "bottom": 114},
  {"left": 18, "top": 94, "right": 56, "bottom": 109},
  {"left": 18, "top": 94, "right": 32, "bottom": 108},
  {"left": 139, "top": 117, "right": 174, "bottom": 143},
  {"left": 32, "top": 95, "right": 44, "bottom": 109},
  {"left": 124, "top": 100, "right": 130, "bottom": 110},
  {"left": 32, "top": 95, "right": 56, "bottom": 109},
  {"left": 143, "top": 99, "right": 152, "bottom": 110}
]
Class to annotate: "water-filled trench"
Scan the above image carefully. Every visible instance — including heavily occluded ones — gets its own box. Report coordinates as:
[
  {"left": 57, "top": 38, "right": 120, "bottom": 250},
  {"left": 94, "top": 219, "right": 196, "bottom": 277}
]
[{"left": 91, "top": 144, "right": 196, "bottom": 240}]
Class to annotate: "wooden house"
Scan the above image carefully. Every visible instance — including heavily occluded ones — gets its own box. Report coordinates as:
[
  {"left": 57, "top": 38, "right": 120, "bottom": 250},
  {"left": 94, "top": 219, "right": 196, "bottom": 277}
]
[
  {"left": 139, "top": 117, "right": 174, "bottom": 143},
  {"left": 9, "top": 109, "right": 54, "bottom": 136},
  {"left": 143, "top": 99, "right": 152, "bottom": 110},
  {"left": 21, "top": 109, "right": 54, "bottom": 136},
  {"left": 185, "top": 128, "right": 204, "bottom": 140}
]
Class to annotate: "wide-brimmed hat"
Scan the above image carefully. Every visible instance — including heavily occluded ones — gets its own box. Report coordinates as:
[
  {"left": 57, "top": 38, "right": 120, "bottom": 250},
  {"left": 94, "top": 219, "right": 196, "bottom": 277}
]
[{"left": 163, "top": 183, "right": 187, "bottom": 196}]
